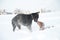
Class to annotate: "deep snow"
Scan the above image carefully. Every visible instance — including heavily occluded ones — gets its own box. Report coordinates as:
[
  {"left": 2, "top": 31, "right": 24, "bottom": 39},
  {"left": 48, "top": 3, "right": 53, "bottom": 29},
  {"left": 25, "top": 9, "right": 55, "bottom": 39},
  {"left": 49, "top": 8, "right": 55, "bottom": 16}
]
[{"left": 0, "top": 11, "right": 60, "bottom": 40}]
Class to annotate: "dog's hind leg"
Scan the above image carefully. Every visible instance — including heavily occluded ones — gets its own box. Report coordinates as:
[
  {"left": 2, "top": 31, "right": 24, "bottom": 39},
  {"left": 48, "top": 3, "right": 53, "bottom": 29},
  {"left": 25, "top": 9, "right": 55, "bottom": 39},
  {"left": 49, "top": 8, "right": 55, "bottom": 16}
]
[
  {"left": 16, "top": 23, "right": 21, "bottom": 29},
  {"left": 12, "top": 21, "right": 16, "bottom": 31}
]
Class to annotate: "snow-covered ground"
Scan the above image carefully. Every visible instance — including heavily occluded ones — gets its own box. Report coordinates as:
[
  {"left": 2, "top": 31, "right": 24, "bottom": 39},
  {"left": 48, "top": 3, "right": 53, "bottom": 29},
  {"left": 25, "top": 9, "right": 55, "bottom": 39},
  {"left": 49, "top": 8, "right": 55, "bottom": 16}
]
[
  {"left": 0, "top": 0, "right": 60, "bottom": 40},
  {"left": 0, "top": 11, "right": 60, "bottom": 40}
]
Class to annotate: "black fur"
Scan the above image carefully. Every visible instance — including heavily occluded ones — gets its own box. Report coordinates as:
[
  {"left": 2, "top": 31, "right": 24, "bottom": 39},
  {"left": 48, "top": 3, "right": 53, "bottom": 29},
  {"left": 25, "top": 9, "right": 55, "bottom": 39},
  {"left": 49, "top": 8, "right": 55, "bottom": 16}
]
[{"left": 12, "top": 12, "right": 40, "bottom": 31}]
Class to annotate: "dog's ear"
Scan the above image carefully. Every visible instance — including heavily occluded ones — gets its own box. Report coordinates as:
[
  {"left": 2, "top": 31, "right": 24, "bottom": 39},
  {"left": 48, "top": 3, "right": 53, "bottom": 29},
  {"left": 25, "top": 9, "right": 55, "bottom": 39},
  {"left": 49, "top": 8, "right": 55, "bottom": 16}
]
[
  {"left": 35, "top": 11, "right": 40, "bottom": 15},
  {"left": 36, "top": 11, "right": 40, "bottom": 14},
  {"left": 36, "top": 11, "right": 40, "bottom": 15}
]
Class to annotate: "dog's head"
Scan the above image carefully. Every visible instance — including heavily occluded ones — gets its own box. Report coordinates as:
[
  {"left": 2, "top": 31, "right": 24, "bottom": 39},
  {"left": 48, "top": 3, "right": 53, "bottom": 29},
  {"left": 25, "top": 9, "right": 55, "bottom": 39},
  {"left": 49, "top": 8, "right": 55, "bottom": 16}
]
[{"left": 31, "top": 12, "right": 40, "bottom": 22}]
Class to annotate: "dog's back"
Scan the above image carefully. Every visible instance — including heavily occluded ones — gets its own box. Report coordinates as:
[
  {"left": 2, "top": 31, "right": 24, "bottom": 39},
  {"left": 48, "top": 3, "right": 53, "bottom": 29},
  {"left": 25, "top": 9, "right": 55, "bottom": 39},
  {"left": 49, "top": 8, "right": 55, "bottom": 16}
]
[{"left": 13, "top": 14, "right": 32, "bottom": 26}]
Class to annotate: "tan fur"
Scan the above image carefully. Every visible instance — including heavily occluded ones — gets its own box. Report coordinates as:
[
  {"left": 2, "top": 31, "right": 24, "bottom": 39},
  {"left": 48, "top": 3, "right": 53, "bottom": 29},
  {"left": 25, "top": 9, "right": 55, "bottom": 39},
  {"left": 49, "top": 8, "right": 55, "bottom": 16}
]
[{"left": 37, "top": 21, "right": 45, "bottom": 30}]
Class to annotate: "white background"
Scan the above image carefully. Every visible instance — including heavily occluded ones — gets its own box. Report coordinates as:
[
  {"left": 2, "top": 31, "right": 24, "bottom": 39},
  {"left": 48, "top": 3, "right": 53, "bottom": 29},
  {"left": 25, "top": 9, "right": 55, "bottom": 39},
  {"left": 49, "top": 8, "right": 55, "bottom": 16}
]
[{"left": 0, "top": 0, "right": 60, "bottom": 40}]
